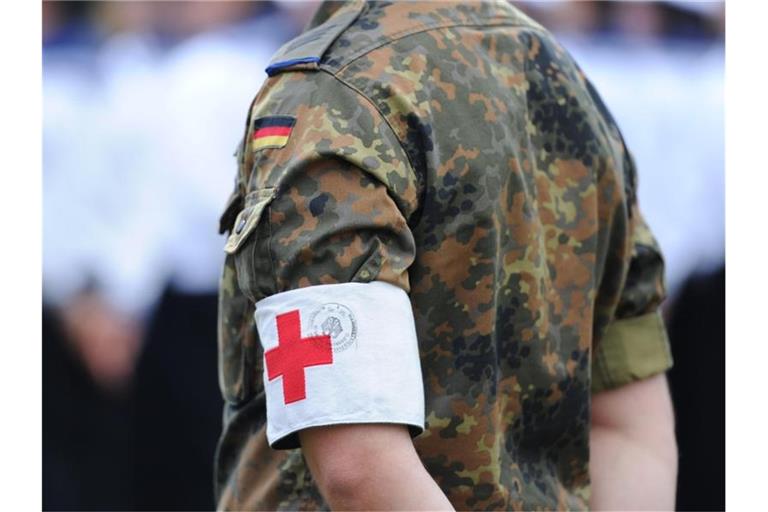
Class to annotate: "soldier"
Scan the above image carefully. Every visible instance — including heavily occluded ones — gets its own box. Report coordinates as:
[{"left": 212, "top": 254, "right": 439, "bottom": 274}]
[{"left": 215, "top": 1, "right": 676, "bottom": 510}]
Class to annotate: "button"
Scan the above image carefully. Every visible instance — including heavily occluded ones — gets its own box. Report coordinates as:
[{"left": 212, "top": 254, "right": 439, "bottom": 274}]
[
  {"left": 234, "top": 208, "right": 252, "bottom": 235},
  {"left": 359, "top": 270, "right": 370, "bottom": 279},
  {"left": 235, "top": 217, "right": 247, "bottom": 234}
]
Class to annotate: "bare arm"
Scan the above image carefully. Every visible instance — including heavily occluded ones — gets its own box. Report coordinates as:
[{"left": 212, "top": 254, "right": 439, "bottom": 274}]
[
  {"left": 299, "top": 424, "right": 454, "bottom": 511},
  {"left": 590, "top": 374, "right": 678, "bottom": 511}
]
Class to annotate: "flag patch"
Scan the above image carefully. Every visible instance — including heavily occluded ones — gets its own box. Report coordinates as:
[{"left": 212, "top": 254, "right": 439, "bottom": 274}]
[{"left": 251, "top": 116, "right": 296, "bottom": 152}]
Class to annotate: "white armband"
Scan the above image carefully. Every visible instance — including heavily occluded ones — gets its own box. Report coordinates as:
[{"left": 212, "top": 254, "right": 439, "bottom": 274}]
[{"left": 254, "top": 281, "right": 425, "bottom": 449}]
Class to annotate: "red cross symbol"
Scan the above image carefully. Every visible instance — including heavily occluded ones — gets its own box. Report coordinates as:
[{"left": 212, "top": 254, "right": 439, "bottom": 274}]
[{"left": 265, "top": 309, "right": 333, "bottom": 404}]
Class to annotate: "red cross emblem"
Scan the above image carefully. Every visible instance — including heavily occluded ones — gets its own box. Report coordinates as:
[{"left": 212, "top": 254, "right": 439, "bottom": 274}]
[{"left": 265, "top": 309, "right": 333, "bottom": 404}]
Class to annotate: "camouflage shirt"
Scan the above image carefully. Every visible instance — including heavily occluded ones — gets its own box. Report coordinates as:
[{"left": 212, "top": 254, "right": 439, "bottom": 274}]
[{"left": 215, "top": 1, "right": 672, "bottom": 510}]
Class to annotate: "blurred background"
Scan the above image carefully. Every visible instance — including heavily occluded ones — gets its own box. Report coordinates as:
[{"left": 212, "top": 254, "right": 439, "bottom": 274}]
[{"left": 42, "top": 1, "right": 724, "bottom": 510}]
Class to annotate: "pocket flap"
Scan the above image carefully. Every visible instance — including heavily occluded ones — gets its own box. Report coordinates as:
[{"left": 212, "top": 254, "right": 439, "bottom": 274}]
[
  {"left": 218, "top": 189, "right": 243, "bottom": 235},
  {"left": 223, "top": 187, "right": 276, "bottom": 254}
]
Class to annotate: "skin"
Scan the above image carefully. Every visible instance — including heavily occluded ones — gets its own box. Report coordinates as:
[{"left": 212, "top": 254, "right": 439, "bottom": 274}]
[
  {"left": 299, "top": 424, "right": 454, "bottom": 511},
  {"left": 299, "top": 374, "right": 676, "bottom": 511},
  {"left": 59, "top": 292, "right": 142, "bottom": 392},
  {"left": 590, "top": 374, "right": 678, "bottom": 511}
]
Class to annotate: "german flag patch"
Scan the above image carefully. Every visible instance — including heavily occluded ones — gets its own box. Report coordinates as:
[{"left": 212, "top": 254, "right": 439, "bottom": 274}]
[{"left": 251, "top": 116, "right": 296, "bottom": 152}]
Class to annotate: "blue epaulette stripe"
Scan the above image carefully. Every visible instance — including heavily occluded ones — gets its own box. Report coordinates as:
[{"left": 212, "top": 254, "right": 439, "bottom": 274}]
[{"left": 265, "top": 56, "right": 321, "bottom": 77}]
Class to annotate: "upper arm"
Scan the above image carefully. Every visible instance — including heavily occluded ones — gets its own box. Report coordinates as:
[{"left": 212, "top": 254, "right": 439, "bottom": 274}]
[
  {"left": 592, "top": 150, "right": 673, "bottom": 394},
  {"left": 590, "top": 374, "right": 677, "bottom": 511},
  {"left": 592, "top": 373, "right": 675, "bottom": 437},
  {"left": 299, "top": 423, "right": 419, "bottom": 492},
  {"left": 224, "top": 70, "right": 426, "bottom": 450}
]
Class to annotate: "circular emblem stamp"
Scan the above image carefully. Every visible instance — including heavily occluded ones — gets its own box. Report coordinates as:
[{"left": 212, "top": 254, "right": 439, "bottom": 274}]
[{"left": 309, "top": 303, "right": 357, "bottom": 353}]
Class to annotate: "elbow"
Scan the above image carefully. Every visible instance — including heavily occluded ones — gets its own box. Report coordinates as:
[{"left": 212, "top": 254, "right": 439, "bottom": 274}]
[
  {"left": 656, "top": 421, "right": 679, "bottom": 469},
  {"left": 644, "top": 389, "right": 678, "bottom": 469},
  {"left": 299, "top": 423, "right": 425, "bottom": 508},
  {"left": 314, "top": 458, "right": 374, "bottom": 508},
  {"left": 627, "top": 407, "right": 678, "bottom": 470}
]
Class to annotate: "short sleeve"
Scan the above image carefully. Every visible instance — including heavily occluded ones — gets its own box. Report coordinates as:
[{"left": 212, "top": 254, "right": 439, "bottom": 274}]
[
  {"left": 592, "top": 159, "right": 673, "bottom": 393},
  {"left": 224, "top": 71, "right": 424, "bottom": 449}
]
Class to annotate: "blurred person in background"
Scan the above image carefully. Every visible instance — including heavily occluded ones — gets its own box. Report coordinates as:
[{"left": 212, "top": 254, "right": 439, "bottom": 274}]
[
  {"left": 43, "top": 1, "right": 301, "bottom": 510},
  {"left": 43, "top": 2, "right": 142, "bottom": 508},
  {"left": 127, "top": 2, "right": 300, "bottom": 509}
]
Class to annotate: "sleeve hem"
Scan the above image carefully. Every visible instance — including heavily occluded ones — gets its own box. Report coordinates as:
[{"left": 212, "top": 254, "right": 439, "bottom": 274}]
[
  {"left": 592, "top": 310, "right": 673, "bottom": 393},
  {"left": 269, "top": 415, "right": 425, "bottom": 450}
]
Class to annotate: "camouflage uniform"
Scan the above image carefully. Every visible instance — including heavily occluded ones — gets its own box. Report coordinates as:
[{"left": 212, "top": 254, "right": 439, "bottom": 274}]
[{"left": 215, "top": 1, "right": 673, "bottom": 510}]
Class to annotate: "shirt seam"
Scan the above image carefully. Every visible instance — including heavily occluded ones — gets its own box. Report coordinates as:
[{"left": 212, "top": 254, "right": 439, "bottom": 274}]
[
  {"left": 316, "top": 22, "right": 551, "bottom": 221},
  {"left": 265, "top": 204, "right": 280, "bottom": 294},
  {"left": 270, "top": 414, "right": 425, "bottom": 444},
  {"left": 325, "top": 20, "right": 550, "bottom": 76},
  {"left": 596, "top": 342, "right": 614, "bottom": 389},
  {"left": 316, "top": 68, "right": 421, "bottom": 217}
]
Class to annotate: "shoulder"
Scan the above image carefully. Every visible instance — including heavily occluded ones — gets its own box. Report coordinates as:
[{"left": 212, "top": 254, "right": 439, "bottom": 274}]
[
  {"left": 265, "top": 0, "right": 544, "bottom": 78},
  {"left": 255, "top": 1, "right": 548, "bottom": 161}
]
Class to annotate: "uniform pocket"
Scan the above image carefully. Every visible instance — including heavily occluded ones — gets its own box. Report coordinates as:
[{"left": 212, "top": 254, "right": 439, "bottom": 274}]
[
  {"left": 218, "top": 254, "right": 261, "bottom": 405},
  {"left": 225, "top": 188, "right": 277, "bottom": 303},
  {"left": 224, "top": 187, "right": 276, "bottom": 254},
  {"left": 218, "top": 187, "right": 276, "bottom": 405}
]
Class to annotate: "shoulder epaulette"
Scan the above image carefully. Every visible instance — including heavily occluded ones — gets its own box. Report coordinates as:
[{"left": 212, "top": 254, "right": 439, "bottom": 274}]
[{"left": 265, "top": 2, "right": 364, "bottom": 77}]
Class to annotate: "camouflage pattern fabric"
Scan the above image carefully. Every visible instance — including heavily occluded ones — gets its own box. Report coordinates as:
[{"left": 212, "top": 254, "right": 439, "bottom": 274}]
[{"left": 215, "top": 1, "right": 672, "bottom": 510}]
